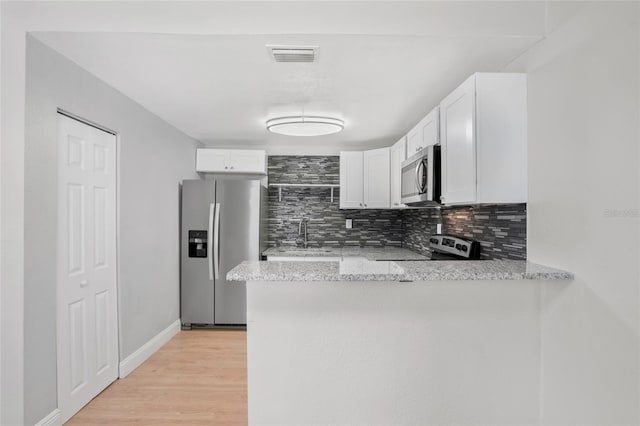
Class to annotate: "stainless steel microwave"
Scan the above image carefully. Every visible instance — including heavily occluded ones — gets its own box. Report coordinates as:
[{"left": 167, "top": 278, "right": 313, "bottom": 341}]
[{"left": 400, "top": 145, "right": 441, "bottom": 205}]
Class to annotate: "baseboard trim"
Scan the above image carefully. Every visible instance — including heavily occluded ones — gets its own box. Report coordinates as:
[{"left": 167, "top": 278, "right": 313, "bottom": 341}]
[
  {"left": 118, "top": 319, "right": 181, "bottom": 379},
  {"left": 35, "top": 409, "right": 61, "bottom": 426}
]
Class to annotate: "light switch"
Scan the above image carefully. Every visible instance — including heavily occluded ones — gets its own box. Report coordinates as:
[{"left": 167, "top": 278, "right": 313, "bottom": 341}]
[
  {"left": 436, "top": 223, "right": 442, "bottom": 234},
  {"left": 346, "top": 219, "right": 353, "bottom": 229}
]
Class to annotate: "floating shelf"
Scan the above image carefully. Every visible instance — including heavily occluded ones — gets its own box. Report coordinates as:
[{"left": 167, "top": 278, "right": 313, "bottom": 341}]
[{"left": 269, "top": 183, "right": 340, "bottom": 202}]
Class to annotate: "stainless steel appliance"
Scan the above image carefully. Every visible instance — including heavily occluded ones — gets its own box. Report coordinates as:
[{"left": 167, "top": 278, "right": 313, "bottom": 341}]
[
  {"left": 181, "top": 179, "right": 266, "bottom": 327},
  {"left": 429, "top": 234, "right": 481, "bottom": 260},
  {"left": 400, "top": 145, "right": 441, "bottom": 205}
]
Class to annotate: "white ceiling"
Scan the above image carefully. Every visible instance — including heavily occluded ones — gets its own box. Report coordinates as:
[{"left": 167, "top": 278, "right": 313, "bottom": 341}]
[{"left": 30, "top": 1, "right": 579, "bottom": 153}]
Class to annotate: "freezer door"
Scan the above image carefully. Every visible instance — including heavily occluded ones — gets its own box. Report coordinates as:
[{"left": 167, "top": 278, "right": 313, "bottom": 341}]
[
  {"left": 181, "top": 179, "right": 216, "bottom": 325},
  {"left": 214, "top": 179, "right": 260, "bottom": 325}
]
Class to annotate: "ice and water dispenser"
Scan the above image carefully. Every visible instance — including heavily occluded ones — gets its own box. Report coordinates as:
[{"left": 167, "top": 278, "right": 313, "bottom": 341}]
[{"left": 188, "top": 230, "right": 208, "bottom": 258}]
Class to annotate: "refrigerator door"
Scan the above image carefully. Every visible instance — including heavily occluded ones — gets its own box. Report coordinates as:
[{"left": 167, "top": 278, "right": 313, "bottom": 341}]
[
  {"left": 181, "top": 179, "right": 216, "bottom": 325},
  {"left": 214, "top": 179, "right": 260, "bottom": 325}
]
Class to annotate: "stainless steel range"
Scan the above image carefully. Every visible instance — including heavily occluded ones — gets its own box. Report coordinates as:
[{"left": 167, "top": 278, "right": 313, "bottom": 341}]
[{"left": 429, "top": 234, "right": 481, "bottom": 260}]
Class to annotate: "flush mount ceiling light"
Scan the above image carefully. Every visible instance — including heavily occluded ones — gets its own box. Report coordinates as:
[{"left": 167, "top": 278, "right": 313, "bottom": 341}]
[{"left": 266, "top": 116, "right": 344, "bottom": 137}]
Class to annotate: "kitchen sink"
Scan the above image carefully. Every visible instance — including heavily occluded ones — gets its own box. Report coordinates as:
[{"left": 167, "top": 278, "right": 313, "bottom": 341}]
[{"left": 277, "top": 248, "right": 334, "bottom": 253}]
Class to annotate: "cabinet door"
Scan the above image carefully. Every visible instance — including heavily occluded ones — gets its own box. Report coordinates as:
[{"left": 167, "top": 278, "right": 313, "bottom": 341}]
[
  {"left": 406, "top": 107, "right": 440, "bottom": 156},
  {"left": 389, "top": 137, "right": 406, "bottom": 208},
  {"left": 339, "top": 152, "right": 364, "bottom": 208},
  {"left": 227, "top": 150, "right": 266, "bottom": 173},
  {"left": 440, "top": 75, "right": 477, "bottom": 204},
  {"left": 406, "top": 125, "right": 421, "bottom": 157},
  {"left": 363, "top": 148, "right": 390, "bottom": 209},
  {"left": 196, "top": 148, "right": 228, "bottom": 172},
  {"left": 421, "top": 106, "right": 439, "bottom": 148}
]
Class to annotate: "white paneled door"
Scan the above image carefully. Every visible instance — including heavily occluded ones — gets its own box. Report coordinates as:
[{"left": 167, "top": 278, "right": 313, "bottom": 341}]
[{"left": 57, "top": 114, "right": 118, "bottom": 423}]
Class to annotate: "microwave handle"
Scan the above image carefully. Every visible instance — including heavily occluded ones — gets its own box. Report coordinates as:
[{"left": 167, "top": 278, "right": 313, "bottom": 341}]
[
  {"left": 416, "top": 160, "right": 429, "bottom": 193},
  {"left": 416, "top": 160, "right": 428, "bottom": 194}
]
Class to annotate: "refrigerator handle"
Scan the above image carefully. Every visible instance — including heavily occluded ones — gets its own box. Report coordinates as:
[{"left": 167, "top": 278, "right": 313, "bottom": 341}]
[
  {"left": 213, "top": 202, "right": 221, "bottom": 280},
  {"left": 208, "top": 203, "right": 214, "bottom": 281}
]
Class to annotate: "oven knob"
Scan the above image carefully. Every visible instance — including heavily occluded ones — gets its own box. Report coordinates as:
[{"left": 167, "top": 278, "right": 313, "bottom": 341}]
[
  {"left": 461, "top": 245, "right": 468, "bottom": 252},
  {"left": 430, "top": 238, "right": 439, "bottom": 244},
  {"left": 455, "top": 244, "right": 464, "bottom": 251}
]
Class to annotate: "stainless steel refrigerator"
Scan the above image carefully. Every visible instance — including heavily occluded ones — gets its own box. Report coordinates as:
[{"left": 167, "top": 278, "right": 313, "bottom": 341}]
[{"left": 180, "top": 178, "right": 266, "bottom": 327}]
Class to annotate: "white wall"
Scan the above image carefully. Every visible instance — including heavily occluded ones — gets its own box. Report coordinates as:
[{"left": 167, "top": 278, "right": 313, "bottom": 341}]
[
  {"left": 247, "top": 280, "right": 542, "bottom": 426},
  {"left": 505, "top": 2, "right": 640, "bottom": 423},
  {"left": 23, "top": 37, "right": 201, "bottom": 425}
]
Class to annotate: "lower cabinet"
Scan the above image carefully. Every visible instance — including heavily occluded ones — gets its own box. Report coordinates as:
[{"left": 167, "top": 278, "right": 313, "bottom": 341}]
[{"left": 340, "top": 148, "right": 390, "bottom": 209}]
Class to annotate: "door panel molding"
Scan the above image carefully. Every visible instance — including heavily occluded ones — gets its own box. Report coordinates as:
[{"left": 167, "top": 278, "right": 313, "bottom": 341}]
[{"left": 57, "top": 113, "right": 119, "bottom": 423}]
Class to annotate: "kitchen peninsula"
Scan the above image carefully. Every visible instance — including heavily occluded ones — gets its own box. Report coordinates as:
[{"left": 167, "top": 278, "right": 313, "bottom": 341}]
[{"left": 228, "top": 258, "right": 572, "bottom": 426}]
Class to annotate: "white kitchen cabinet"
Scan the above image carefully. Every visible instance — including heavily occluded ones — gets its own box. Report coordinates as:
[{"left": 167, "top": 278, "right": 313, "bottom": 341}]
[
  {"left": 389, "top": 137, "right": 407, "bottom": 209},
  {"left": 196, "top": 148, "right": 266, "bottom": 174},
  {"left": 339, "top": 151, "right": 364, "bottom": 208},
  {"left": 406, "top": 106, "right": 439, "bottom": 156},
  {"left": 340, "top": 148, "right": 390, "bottom": 209},
  {"left": 440, "top": 73, "right": 527, "bottom": 205},
  {"left": 363, "top": 148, "right": 391, "bottom": 208}
]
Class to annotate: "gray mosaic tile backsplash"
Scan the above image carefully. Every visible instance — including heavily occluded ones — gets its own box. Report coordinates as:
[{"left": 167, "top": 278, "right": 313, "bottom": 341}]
[
  {"left": 268, "top": 156, "right": 403, "bottom": 248},
  {"left": 267, "top": 156, "right": 526, "bottom": 259},
  {"left": 403, "top": 204, "right": 527, "bottom": 260},
  {"left": 268, "top": 155, "right": 339, "bottom": 184}
]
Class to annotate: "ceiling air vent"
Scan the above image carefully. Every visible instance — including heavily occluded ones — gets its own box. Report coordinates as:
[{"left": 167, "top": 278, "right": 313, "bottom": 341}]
[{"left": 267, "top": 45, "right": 318, "bottom": 63}]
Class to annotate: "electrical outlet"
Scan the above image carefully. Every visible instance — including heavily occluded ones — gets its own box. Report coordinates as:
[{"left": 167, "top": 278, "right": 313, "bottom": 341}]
[
  {"left": 436, "top": 223, "right": 442, "bottom": 234},
  {"left": 346, "top": 219, "right": 353, "bottom": 229}
]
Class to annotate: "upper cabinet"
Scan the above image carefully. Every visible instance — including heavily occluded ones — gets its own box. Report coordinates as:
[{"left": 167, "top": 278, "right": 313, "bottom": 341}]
[
  {"left": 406, "top": 106, "right": 439, "bottom": 156},
  {"left": 340, "top": 148, "right": 390, "bottom": 209},
  {"left": 196, "top": 148, "right": 267, "bottom": 174},
  {"left": 363, "top": 148, "right": 391, "bottom": 209},
  {"left": 389, "top": 137, "right": 407, "bottom": 208},
  {"left": 440, "top": 73, "right": 527, "bottom": 205},
  {"left": 339, "top": 151, "right": 365, "bottom": 208}
]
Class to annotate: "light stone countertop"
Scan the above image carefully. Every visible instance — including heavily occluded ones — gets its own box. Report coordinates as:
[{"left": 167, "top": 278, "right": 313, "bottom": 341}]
[
  {"left": 227, "top": 259, "right": 574, "bottom": 282},
  {"left": 262, "top": 246, "right": 428, "bottom": 261}
]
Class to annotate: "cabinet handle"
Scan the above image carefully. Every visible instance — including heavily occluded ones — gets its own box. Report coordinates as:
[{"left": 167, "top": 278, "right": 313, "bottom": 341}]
[
  {"left": 230, "top": 166, "right": 234, "bottom": 170},
  {"left": 364, "top": 204, "right": 368, "bottom": 207},
  {"left": 359, "top": 203, "right": 363, "bottom": 207},
  {"left": 224, "top": 166, "right": 228, "bottom": 170}
]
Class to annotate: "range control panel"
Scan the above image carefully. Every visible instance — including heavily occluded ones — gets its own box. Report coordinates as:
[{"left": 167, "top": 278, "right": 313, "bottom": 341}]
[{"left": 429, "top": 234, "right": 480, "bottom": 259}]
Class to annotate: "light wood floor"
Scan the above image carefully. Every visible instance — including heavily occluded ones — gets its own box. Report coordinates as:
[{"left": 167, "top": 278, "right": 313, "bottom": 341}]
[{"left": 67, "top": 329, "right": 248, "bottom": 425}]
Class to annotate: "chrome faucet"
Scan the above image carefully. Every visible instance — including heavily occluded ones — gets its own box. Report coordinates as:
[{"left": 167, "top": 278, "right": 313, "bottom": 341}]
[{"left": 298, "top": 218, "right": 308, "bottom": 249}]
